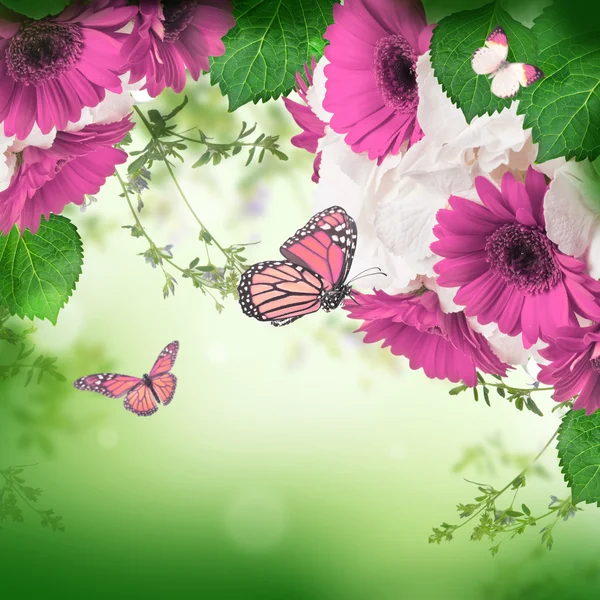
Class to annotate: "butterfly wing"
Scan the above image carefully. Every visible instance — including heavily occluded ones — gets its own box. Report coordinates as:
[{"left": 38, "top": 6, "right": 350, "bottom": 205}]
[
  {"left": 238, "top": 260, "right": 324, "bottom": 325},
  {"left": 124, "top": 382, "right": 159, "bottom": 417},
  {"left": 280, "top": 206, "right": 357, "bottom": 289},
  {"left": 150, "top": 373, "right": 177, "bottom": 406},
  {"left": 490, "top": 63, "right": 543, "bottom": 98},
  {"left": 74, "top": 373, "right": 142, "bottom": 398},
  {"left": 510, "top": 63, "right": 544, "bottom": 87},
  {"left": 149, "top": 340, "right": 179, "bottom": 377},
  {"left": 472, "top": 26, "right": 508, "bottom": 75}
]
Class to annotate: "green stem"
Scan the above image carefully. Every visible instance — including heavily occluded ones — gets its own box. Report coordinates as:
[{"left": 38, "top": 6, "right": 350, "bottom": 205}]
[
  {"left": 482, "top": 381, "right": 554, "bottom": 393},
  {"left": 132, "top": 106, "right": 243, "bottom": 274},
  {"left": 116, "top": 168, "right": 224, "bottom": 304},
  {"left": 452, "top": 426, "right": 560, "bottom": 533}
]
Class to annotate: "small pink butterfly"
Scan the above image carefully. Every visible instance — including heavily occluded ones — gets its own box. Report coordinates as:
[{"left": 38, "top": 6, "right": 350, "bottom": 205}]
[
  {"left": 73, "top": 341, "right": 178, "bottom": 417},
  {"left": 471, "top": 26, "right": 544, "bottom": 98}
]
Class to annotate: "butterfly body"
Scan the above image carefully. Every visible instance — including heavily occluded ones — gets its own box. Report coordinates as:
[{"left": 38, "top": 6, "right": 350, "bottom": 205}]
[
  {"left": 74, "top": 341, "right": 179, "bottom": 417},
  {"left": 238, "top": 206, "right": 359, "bottom": 326},
  {"left": 471, "top": 26, "right": 543, "bottom": 98},
  {"left": 321, "top": 283, "right": 352, "bottom": 312},
  {"left": 142, "top": 373, "right": 162, "bottom": 404}
]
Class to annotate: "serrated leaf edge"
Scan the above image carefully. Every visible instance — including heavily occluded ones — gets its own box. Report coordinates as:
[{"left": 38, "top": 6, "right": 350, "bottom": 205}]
[
  {"left": 1, "top": 215, "right": 84, "bottom": 325},
  {"left": 557, "top": 409, "right": 600, "bottom": 507}
]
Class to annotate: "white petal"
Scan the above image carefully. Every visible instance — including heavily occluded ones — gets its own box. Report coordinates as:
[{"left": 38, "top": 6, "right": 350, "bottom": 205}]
[
  {"left": 314, "top": 129, "right": 415, "bottom": 290},
  {"left": 424, "top": 277, "right": 462, "bottom": 313},
  {"left": 374, "top": 173, "right": 448, "bottom": 276},
  {"left": 0, "top": 133, "right": 15, "bottom": 193},
  {"left": 9, "top": 124, "right": 56, "bottom": 151},
  {"left": 589, "top": 223, "right": 600, "bottom": 279},
  {"left": 533, "top": 154, "right": 566, "bottom": 179},
  {"left": 373, "top": 134, "right": 478, "bottom": 275},
  {"left": 416, "top": 52, "right": 467, "bottom": 143},
  {"left": 467, "top": 319, "right": 531, "bottom": 366},
  {"left": 67, "top": 76, "right": 138, "bottom": 131},
  {"left": 131, "top": 88, "right": 154, "bottom": 104},
  {"left": 545, "top": 160, "right": 600, "bottom": 258},
  {"left": 306, "top": 56, "right": 332, "bottom": 125}
]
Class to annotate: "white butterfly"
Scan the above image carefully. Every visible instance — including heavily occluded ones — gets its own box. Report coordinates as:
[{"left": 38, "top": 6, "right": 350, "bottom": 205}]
[{"left": 471, "top": 26, "right": 544, "bottom": 99}]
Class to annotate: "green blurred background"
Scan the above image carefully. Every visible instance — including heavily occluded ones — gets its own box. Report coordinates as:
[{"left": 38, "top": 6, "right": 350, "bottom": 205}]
[{"left": 3, "top": 0, "right": 600, "bottom": 597}]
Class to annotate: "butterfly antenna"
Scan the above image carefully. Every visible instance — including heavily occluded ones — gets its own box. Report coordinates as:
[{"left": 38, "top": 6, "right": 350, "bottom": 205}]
[
  {"left": 347, "top": 266, "right": 387, "bottom": 285},
  {"left": 344, "top": 289, "right": 361, "bottom": 306}
]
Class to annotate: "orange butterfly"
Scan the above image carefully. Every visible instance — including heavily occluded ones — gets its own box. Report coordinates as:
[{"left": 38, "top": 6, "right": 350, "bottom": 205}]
[{"left": 73, "top": 341, "right": 178, "bottom": 417}]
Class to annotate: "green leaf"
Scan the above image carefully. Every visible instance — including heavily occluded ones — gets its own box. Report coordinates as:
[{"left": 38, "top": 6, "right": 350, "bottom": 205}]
[
  {"left": 517, "top": 5, "right": 600, "bottom": 162},
  {"left": 210, "top": 0, "right": 337, "bottom": 111},
  {"left": 0, "top": 216, "right": 83, "bottom": 324},
  {"left": 0, "top": 0, "right": 71, "bottom": 19},
  {"left": 557, "top": 410, "right": 600, "bottom": 505},
  {"left": 449, "top": 384, "right": 468, "bottom": 395},
  {"left": 430, "top": 1, "right": 539, "bottom": 123}
]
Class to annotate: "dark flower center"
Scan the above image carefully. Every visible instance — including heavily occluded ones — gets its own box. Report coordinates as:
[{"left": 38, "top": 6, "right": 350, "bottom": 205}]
[
  {"left": 162, "top": 0, "right": 197, "bottom": 43},
  {"left": 373, "top": 34, "right": 418, "bottom": 112},
  {"left": 485, "top": 223, "right": 561, "bottom": 294},
  {"left": 6, "top": 21, "right": 84, "bottom": 85}
]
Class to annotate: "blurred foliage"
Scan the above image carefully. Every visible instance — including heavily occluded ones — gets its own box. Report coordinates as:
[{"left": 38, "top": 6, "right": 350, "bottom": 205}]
[
  {"left": 0, "top": 309, "right": 64, "bottom": 387},
  {"left": 453, "top": 434, "right": 550, "bottom": 478},
  {"left": 482, "top": 560, "right": 600, "bottom": 599},
  {"left": 156, "top": 79, "right": 313, "bottom": 195},
  {"left": 0, "top": 341, "right": 108, "bottom": 456},
  {"left": 0, "top": 464, "right": 64, "bottom": 532}
]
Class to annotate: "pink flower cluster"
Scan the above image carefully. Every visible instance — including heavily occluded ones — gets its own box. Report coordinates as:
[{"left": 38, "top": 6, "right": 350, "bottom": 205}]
[
  {"left": 281, "top": 0, "right": 600, "bottom": 415},
  {"left": 0, "top": 0, "right": 235, "bottom": 234},
  {"left": 283, "top": 0, "right": 434, "bottom": 170},
  {"left": 347, "top": 165, "right": 600, "bottom": 413}
]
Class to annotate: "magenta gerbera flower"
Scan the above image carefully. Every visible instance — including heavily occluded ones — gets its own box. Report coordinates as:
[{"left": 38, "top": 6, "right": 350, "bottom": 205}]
[
  {"left": 323, "top": 0, "right": 434, "bottom": 160},
  {"left": 282, "top": 59, "right": 326, "bottom": 183},
  {"left": 0, "top": 0, "right": 137, "bottom": 140},
  {"left": 538, "top": 324, "right": 600, "bottom": 414},
  {"left": 121, "top": 0, "right": 235, "bottom": 97},
  {"left": 0, "top": 116, "right": 133, "bottom": 234},
  {"left": 345, "top": 289, "right": 509, "bottom": 386},
  {"left": 431, "top": 168, "right": 600, "bottom": 349}
]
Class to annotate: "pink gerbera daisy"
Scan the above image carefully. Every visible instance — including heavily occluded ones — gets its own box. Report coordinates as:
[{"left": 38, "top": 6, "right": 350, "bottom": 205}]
[
  {"left": 0, "top": 116, "right": 133, "bottom": 234},
  {"left": 431, "top": 168, "right": 600, "bottom": 349},
  {"left": 345, "top": 289, "right": 509, "bottom": 386},
  {"left": 323, "top": 0, "right": 434, "bottom": 160},
  {"left": 0, "top": 0, "right": 137, "bottom": 140},
  {"left": 538, "top": 324, "right": 600, "bottom": 415},
  {"left": 120, "top": 0, "right": 235, "bottom": 97},
  {"left": 282, "top": 59, "right": 326, "bottom": 183}
]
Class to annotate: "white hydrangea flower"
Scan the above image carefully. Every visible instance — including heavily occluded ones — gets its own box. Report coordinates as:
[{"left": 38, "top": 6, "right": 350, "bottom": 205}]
[
  {"left": 373, "top": 52, "right": 541, "bottom": 277},
  {"left": 313, "top": 128, "right": 417, "bottom": 291},
  {"left": 545, "top": 159, "right": 600, "bottom": 279}
]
